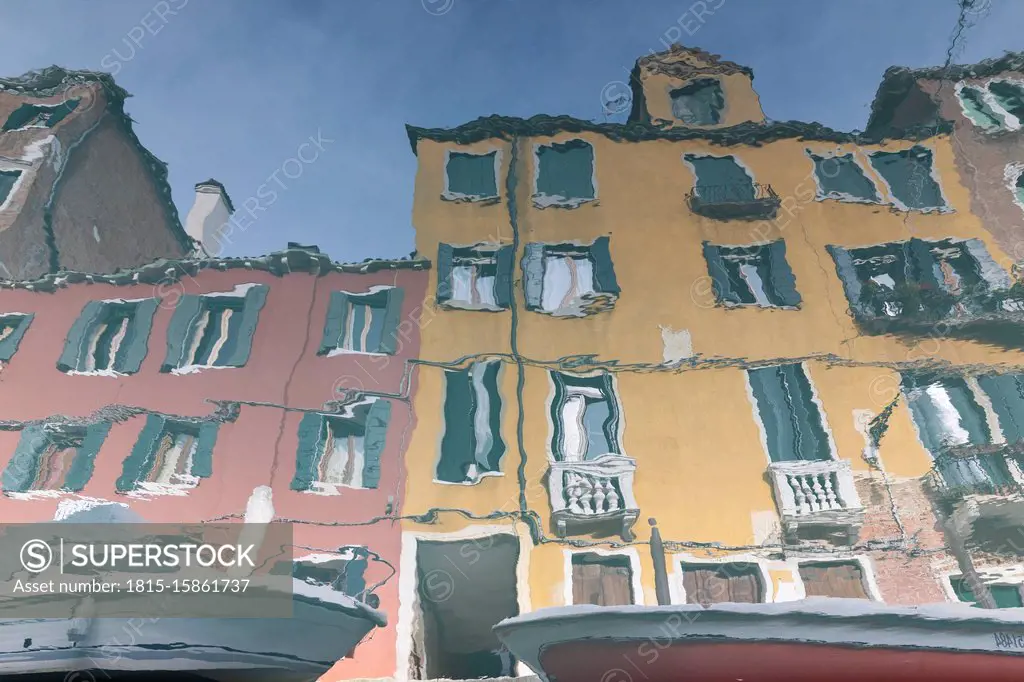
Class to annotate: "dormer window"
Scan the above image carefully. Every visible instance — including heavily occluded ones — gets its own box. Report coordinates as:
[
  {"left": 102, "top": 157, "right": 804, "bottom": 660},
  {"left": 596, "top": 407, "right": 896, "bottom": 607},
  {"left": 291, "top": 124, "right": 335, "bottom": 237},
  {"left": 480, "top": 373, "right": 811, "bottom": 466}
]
[
  {"left": 955, "top": 80, "right": 1023, "bottom": 132},
  {"left": 2, "top": 100, "right": 80, "bottom": 131},
  {"left": 670, "top": 79, "right": 724, "bottom": 125}
]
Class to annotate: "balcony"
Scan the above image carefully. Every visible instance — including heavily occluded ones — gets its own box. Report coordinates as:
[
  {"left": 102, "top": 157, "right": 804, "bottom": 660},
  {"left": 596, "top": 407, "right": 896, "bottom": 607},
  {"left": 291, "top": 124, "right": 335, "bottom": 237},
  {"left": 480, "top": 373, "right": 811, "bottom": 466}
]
[
  {"left": 686, "top": 183, "right": 781, "bottom": 220},
  {"left": 768, "top": 459, "right": 864, "bottom": 544},
  {"left": 548, "top": 454, "right": 639, "bottom": 541},
  {"left": 853, "top": 280, "right": 1024, "bottom": 349}
]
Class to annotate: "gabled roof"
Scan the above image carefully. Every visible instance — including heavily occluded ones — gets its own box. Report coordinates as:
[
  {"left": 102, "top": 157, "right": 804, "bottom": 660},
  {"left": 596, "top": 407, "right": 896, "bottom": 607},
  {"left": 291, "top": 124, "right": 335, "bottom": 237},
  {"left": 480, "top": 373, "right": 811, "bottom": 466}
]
[
  {"left": 0, "top": 66, "right": 195, "bottom": 256},
  {"left": 0, "top": 245, "right": 430, "bottom": 293},
  {"left": 866, "top": 50, "right": 1024, "bottom": 136}
]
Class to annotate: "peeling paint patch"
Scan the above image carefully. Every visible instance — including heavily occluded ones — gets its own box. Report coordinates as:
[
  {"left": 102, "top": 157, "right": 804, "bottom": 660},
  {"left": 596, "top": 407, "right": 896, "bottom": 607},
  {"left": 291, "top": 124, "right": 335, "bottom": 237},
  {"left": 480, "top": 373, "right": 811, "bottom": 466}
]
[
  {"left": 751, "top": 510, "right": 781, "bottom": 545},
  {"left": 659, "top": 326, "right": 693, "bottom": 365},
  {"left": 853, "top": 408, "right": 879, "bottom": 462},
  {"left": 125, "top": 478, "right": 199, "bottom": 499},
  {"left": 53, "top": 497, "right": 127, "bottom": 521},
  {"left": 244, "top": 485, "right": 274, "bottom": 523}
]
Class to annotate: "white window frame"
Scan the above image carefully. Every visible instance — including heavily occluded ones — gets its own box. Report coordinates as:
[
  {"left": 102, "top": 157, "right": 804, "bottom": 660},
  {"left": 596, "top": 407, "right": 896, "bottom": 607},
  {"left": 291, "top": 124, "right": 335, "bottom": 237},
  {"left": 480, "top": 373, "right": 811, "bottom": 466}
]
[
  {"left": 804, "top": 147, "right": 883, "bottom": 205},
  {"left": 443, "top": 244, "right": 505, "bottom": 312},
  {"left": 669, "top": 552, "right": 775, "bottom": 605},
  {"left": 563, "top": 547, "right": 645, "bottom": 606},
  {"left": 545, "top": 369, "right": 627, "bottom": 463},
  {"left": 442, "top": 148, "right": 502, "bottom": 202},
  {"left": 681, "top": 152, "right": 758, "bottom": 200},
  {"left": 171, "top": 283, "right": 261, "bottom": 375},
  {"left": 0, "top": 165, "right": 27, "bottom": 212},
  {"left": 789, "top": 555, "right": 883, "bottom": 601},
  {"left": 982, "top": 77, "right": 1024, "bottom": 131},
  {"left": 866, "top": 145, "right": 953, "bottom": 214},
  {"left": 309, "top": 415, "right": 369, "bottom": 494},
  {"left": 325, "top": 284, "right": 396, "bottom": 358},
  {"left": 941, "top": 565, "right": 1024, "bottom": 607}
]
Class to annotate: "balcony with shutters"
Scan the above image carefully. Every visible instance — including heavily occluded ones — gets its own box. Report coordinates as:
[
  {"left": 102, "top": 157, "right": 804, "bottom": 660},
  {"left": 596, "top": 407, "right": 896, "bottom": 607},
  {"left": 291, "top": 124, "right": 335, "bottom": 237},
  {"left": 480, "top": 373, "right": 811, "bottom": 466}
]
[
  {"left": 928, "top": 445, "right": 1024, "bottom": 543},
  {"left": 768, "top": 459, "right": 864, "bottom": 545},
  {"left": 548, "top": 454, "right": 640, "bottom": 542},
  {"left": 686, "top": 182, "right": 780, "bottom": 220}
]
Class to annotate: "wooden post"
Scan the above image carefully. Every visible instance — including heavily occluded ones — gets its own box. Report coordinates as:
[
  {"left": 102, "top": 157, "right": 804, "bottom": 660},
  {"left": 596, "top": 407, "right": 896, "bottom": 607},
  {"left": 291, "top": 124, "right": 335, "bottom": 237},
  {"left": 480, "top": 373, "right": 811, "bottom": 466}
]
[{"left": 649, "top": 517, "right": 671, "bottom": 605}]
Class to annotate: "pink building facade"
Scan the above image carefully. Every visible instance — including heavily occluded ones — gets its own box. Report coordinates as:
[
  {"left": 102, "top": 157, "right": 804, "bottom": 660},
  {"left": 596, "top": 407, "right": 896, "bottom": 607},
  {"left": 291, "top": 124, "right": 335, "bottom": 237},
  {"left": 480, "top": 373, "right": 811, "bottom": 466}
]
[{"left": 0, "top": 244, "right": 430, "bottom": 680}]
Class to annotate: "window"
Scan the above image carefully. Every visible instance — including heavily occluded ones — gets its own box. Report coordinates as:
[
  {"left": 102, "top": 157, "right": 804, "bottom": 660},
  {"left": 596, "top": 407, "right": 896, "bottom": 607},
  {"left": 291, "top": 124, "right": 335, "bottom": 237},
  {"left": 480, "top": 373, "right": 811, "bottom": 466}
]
[
  {"left": 1011, "top": 164, "right": 1024, "bottom": 211},
  {"left": 550, "top": 372, "right": 621, "bottom": 462},
  {"left": 318, "top": 287, "right": 404, "bottom": 356},
  {"left": 1, "top": 421, "right": 110, "bottom": 493},
  {"left": 571, "top": 553, "right": 634, "bottom": 606},
  {"left": 799, "top": 561, "right": 870, "bottom": 599},
  {"left": 2, "top": 99, "right": 79, "bottom": 131},
  {"left": 444, "top": 151, "right": 499, "bottom": 201},
  {"left": 747, "top": 363, "right": 832, "bottom": 463},
  {"left": 828, "top": 238, "right": 1011, "bottom": 320},
  {"left": 116, "top": 415, "right": 218, "bottom": 493},
  {"left": 291, "top": 399, "right": 392, "bottom": 492},
  {"left": 957, "top": 85, "right": 1006, "bottom": 130},
  {"left": 808, "top": 152, "right": 880, "bottom": 203},
  {"left": 902, "top": 372, "right": 1024, "bottom": 491},
  {"left": 162, "top": 284, "right": 268, "bottom": 372},
  {"left": 0, "top": 169, "right": 22, "bottom": 208},
  {"left": 702, "top": 240, "right": 801, "bottom": 308},
  {"left": 670, "top": 79, "right": 724, "bottom": 125},
  {"left": 438, "top": 361, "right": 505, "bottom": 484},
  {"left": 533, "top": 139, "right": 596, "bottom": 208},
  {"left": 0, "top": 313, "right": 33, "bottom": 362},
  {"left": 522, "top": 238, "right": 620, "bottom": 317},
  {"left": 57, "top": 299, "right": 159, "bottom": 374},
  {"left": 685, "top": 154, "right": 756, "bottom": 203},
  {"left": 988, "top": 81, "right": 1024, "bottom": 126},
  {"left": 680, "top": 562, "right": 763, "bottom": 605},
  {"left": 436, "top": 244, "right": 513, "bottom": 311},
  {"left": 951, "top": 575, "right": 1024, "bottom": 608},
  {"left": 868, "top": 146, "right": 946, "bottom": 211}
]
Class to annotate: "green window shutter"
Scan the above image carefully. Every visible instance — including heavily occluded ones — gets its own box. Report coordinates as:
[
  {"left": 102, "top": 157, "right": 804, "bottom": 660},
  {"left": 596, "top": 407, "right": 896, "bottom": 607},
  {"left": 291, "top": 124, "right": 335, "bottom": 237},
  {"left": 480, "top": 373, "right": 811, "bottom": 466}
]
[
  {"left": 57, "top": 301, "right": 107, "bottom": 372},
  {"left": 988, "top": 81, "right": 1024, "bottom": 122},
  {"left": 65, "top": 422, "right": 111, "bottom": 492},
  {"left": 962, "top": 238, "right": 1012, "bottom": 290},
  {"left": 291, "top": 413, "right": 325, "bottom": 491},
  {"left": 46, "top": 99, "right": 79, "bottom": 128},
  {"left": 522, "top": 243, "right": 546, "bottom": 310},
  {"left": 0, "top": 170, "right": 22, "bottom": 206},
  {"left": 2, "top": 424, "right": 47, "bottom": 492},
  {"left": 905, "top": 239, "right": 942, "bottom": 290},
  {"left": 826, "top": 245, "right": 869, "bottom": 317},
  {"left": 117, "top": 414, "right": 166, "bottom": 492},
  {"left": 748, "top": 364, "right": 829, "bottom": 462},
  {"left": 480, "top": 362, "right": 506, "bottom": 472},
  {"left": 978, "top": 374, "right": 1024, "bottom": 445},
  {"left": 190, "top": 421, "right": 219, "bottom": 478},
  {"left": 319, "top": 292, "right": 350, "bottom": 355},
  {"left": 536, "top": 140, "right": 595, "bottom": 202},
  {"left": 446, "top": 152, "right": 498, "bottom": 198},
  {"left": 766, "top": 240, "right": 801, "bottom": 307},
  {"left": 686, "top": 155, "right": 756, "bottom": 202},
  {"left": 0, "top": 313, "right": 33, "bottom": 362},
  {"left": 222, "top": 285, "right": 268, "bottom": 367},
  {"left": 870, "top": 147, "right": 945, "bottom": 210},
  {"left": 377, "top": 288, "right": 405, "bottom": 355},
  {"left": 116, "top": 299, "right": 158, "bottom": 374},
  {"left": 590, "top": 236, "right": 620, "bottom": 296},
  {"left": 809, "top": 153, "right": 880, "bottom": 202},
  {"left": 702, "top": 242, "right": 739, "bottom": 305},
  {"left": 162, "top": 294, "right": 204, "bottom": 372},
  {"left": 436, "top": 243, "right": 455, "bottom": 303},
  {"left": 361, "top": 399, "right": 391, "bottom": 489},
  {"left": 958, "top": 86, "right": 1004, "bottom": 129},
  {"left": 991, "top": 584, "right": 1024, "bottom": 608},
  {"left": 3, "top": 104, "right": 42, "bottom": 131},
  {"left": 494, "top": 245, "right": 515, "bottom": 309},
  {"left": 438, "top": 367, "right": 475, "bottom": 483}
]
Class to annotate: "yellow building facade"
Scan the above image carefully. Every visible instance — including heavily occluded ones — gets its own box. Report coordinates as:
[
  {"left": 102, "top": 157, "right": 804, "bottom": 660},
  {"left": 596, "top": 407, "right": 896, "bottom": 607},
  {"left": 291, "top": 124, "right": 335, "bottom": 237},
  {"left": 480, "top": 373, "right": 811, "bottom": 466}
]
[{"left": 394, "top": 45, "right": 1024, "bottom": 680}]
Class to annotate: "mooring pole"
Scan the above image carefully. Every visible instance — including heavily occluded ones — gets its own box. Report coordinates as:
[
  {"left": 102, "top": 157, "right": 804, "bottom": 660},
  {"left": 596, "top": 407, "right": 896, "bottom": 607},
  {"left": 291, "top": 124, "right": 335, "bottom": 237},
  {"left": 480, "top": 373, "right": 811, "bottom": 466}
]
[{"left": 649, "top": 517, "right": 671, "bottom": 605}]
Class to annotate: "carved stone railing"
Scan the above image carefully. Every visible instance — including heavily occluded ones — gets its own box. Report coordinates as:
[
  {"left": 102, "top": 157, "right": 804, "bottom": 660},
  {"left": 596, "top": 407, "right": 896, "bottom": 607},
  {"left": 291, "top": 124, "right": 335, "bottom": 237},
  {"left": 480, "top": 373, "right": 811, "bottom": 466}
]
[
  {"left": 768, "top": 459, "right": 864, "bottom": 544},
  {"left": 549, "top": 454, "right": 639, "bottom": 541}
]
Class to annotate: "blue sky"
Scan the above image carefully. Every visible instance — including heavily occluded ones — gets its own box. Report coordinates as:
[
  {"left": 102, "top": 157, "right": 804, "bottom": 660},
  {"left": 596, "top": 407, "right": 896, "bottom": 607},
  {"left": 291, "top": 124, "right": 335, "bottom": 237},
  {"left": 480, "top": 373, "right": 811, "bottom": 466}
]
[{"left": 0, "top": 0, "right": 1020, "bottom": 262}]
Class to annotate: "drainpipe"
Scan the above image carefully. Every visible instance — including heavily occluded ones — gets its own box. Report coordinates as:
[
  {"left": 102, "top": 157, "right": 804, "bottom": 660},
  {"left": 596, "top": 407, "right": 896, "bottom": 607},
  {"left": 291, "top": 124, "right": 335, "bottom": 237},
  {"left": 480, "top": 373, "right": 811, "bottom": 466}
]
[
  {"left": 943, "top": 504, "right": 997, "bottom": 609},
  {"left": 649, "top": 518, "right": 671, "bottom": 605}
]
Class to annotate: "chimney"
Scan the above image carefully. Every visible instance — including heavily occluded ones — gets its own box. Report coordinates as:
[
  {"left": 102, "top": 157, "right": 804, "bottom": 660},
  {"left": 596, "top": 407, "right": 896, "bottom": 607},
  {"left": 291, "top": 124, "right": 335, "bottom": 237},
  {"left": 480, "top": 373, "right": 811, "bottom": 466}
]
[{"left": 184, "top": 179, "right": 234, "bottom": 257}]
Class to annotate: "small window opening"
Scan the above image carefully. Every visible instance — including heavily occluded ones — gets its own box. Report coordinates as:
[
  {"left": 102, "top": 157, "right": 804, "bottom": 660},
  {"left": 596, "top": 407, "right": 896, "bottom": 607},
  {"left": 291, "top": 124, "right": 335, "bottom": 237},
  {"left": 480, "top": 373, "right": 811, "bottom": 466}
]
[
  {"left": 571, "top": 553, "right": 634, "bottom": 606},
  {"left": 670, "top": 79, "right": 725, "bottom": 125}
]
